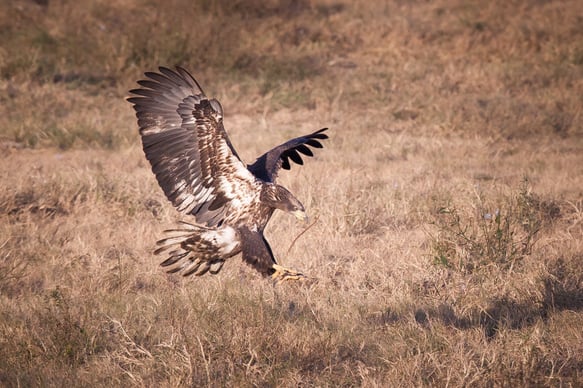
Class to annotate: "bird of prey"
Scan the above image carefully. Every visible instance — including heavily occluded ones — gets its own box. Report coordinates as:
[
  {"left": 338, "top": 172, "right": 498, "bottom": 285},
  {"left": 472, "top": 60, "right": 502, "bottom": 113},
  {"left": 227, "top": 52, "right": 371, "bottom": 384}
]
[{"left": 128, "top": 67, "right": 328, "bottom": 281}]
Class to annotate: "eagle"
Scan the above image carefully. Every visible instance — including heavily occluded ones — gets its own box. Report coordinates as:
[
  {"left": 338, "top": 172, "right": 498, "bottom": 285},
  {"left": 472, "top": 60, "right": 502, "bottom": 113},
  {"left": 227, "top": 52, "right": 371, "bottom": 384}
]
[{"left": 127, "top": 67, "right": 328, "bottom": 282}]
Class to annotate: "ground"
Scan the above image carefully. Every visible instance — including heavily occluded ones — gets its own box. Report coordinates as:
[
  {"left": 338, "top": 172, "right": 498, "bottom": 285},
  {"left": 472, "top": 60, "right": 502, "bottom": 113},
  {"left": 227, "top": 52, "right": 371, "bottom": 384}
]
[{"left": 0, "top": 0, "right": 582, "bottom": 386}]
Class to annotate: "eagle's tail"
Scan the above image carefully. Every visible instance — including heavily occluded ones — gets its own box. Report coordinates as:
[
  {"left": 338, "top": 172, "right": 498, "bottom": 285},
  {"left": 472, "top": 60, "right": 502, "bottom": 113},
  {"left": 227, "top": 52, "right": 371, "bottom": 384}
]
[{"left": 154, "top": 221, "right": 241, "bottom": 277}]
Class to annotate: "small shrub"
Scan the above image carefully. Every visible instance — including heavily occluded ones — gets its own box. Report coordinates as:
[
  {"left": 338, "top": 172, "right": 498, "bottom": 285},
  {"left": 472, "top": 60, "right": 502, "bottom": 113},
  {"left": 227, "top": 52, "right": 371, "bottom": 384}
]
[{"left": 431, "top": 179, "right": 554, "bottom": 274}]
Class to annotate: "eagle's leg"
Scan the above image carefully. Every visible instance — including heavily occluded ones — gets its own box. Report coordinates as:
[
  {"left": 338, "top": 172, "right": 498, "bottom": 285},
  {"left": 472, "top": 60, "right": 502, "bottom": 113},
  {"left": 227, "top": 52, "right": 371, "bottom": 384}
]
[{"left": 271, "top": 263, "right": 307, "bottom": 282}]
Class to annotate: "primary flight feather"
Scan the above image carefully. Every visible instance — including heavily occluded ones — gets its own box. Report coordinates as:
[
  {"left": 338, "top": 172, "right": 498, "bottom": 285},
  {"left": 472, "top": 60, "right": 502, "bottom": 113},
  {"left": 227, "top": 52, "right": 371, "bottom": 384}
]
[{"left": 128, "top": 66, "right": 328, "bottom": 281}]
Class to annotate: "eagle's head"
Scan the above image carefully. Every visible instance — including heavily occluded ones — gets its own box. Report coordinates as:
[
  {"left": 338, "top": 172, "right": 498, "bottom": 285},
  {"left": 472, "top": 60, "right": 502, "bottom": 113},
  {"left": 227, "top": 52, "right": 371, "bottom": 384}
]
[{"left": 262, "top": 184, "right": 308, "bottom": 223}]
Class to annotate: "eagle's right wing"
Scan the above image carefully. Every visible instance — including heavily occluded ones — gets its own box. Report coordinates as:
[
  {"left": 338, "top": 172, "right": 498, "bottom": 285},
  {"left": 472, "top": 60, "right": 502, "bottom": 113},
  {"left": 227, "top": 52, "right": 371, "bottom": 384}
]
[{"left": 128, "top": 67, "right": 257, "bottom": 227}]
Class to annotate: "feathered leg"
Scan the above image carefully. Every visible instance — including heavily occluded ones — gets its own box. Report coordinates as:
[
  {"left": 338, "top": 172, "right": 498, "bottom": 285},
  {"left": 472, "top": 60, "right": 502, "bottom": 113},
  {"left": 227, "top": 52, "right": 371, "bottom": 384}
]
[{"left": 239, "top": 226, "right": 307, "bottom": 283}]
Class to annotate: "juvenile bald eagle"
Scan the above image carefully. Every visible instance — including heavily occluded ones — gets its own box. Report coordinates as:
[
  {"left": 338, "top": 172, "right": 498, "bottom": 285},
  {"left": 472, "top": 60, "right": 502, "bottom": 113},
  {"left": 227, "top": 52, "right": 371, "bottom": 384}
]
[{"left": 128, "top": 67, "right": 328, "bottom": 281}]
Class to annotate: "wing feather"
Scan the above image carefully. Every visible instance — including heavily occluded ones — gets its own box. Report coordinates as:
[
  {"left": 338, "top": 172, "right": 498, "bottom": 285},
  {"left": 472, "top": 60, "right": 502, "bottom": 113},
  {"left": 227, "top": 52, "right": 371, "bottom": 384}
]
[
  {"left": 295, "top": 144, "right": 313, "bottom": 156},
  {"left": 128, "top": 67, "right": 258, "bottom": 227},
  {"left": 287, "top": 150, "right": 303, "bottom": 165}
]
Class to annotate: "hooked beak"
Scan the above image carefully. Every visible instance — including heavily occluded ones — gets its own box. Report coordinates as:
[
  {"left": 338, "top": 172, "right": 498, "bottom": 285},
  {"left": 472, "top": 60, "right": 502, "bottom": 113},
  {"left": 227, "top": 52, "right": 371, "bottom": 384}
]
[{"left": 291, "top": 209, "right": 309, "bottom": 224}]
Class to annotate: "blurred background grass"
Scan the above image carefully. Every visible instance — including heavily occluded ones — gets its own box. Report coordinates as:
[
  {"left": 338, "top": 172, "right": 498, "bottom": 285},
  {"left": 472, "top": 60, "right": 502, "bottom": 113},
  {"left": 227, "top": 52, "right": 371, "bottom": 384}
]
[{"left": 1, "top": 0, "right": 581, "bottom": 149}]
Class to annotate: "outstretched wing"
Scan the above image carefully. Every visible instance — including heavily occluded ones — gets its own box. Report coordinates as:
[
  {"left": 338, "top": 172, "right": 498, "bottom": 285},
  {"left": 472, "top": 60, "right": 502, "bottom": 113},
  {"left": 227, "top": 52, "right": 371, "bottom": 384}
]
[
  {"left": 247, "top": 128, "right": 329, "bottom": 182},
  {"left": 128, "top": 67, "right": 258, "bottom": 227}
]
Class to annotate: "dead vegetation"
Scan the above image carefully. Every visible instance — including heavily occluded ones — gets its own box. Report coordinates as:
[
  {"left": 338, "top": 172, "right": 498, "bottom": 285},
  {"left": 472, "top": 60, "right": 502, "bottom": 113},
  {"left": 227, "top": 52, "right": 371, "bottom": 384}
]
[{"left": 0, "top": 0, "right": 582, "bottom": 386}]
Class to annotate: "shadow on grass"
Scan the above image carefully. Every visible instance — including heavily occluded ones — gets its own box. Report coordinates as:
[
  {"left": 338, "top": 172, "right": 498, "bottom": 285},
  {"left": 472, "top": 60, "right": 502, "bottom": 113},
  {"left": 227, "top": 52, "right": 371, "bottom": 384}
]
[
  {"left": 372, "top": 256, "right": 583, "bottom": 341},
  {"left": 419, "top": 257, "right": 583, "bottom": 340}
]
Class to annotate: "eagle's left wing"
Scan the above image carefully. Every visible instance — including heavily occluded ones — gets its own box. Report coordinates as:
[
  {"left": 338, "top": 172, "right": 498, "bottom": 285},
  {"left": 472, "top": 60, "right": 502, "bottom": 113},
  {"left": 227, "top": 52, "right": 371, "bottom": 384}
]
[
  {"left": 128, "top": 67, "right": 257, "bottom": 227},
  {"left": 247, "top": 128, "right": 329, "bottom": 182}
]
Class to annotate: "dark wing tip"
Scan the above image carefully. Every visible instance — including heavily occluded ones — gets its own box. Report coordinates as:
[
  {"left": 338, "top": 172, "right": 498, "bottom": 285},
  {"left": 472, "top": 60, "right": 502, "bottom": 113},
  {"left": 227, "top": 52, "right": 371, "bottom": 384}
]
[
  {"left": 128, "top": 88, "right": 149, "bottom": 96},
  {"left": 276, "top": 127, "right": 329, "bottom": 171},
  {"left": 305, "top": 139, "right": 323, "bottom": 148},
  {"left": 143, "top": 71, "right": 165, "bottom": 81},
  {"left": 282, "top": 157, "right": 291, "bottom": 170},
  {"left": 296, "top": 144, "right": 313, "bottom": 156},
  {"left": 311, "top": 128, "right": 329, "bottom": 140},
  {"left": 287, "top": 150, "right": 303, "bottom": 165}
]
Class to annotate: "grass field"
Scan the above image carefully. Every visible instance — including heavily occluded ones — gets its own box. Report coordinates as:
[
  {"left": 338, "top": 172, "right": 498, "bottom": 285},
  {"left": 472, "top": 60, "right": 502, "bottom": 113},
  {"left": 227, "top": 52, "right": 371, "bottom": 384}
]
[{"left": 1, "top": 0, "right": 582, "bottom": 386}]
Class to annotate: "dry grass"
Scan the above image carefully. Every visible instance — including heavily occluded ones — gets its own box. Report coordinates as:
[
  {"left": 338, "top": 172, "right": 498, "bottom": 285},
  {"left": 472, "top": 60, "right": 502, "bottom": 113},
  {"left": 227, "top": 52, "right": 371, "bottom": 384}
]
[{"left": 1, "top": 0, "right": 582, "bottom": 386}]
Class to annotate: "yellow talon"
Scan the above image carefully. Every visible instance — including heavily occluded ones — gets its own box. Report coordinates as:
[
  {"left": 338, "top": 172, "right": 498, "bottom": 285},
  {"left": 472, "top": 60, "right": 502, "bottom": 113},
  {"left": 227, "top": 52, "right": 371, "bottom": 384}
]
[{"left": 271, "top": 263, "right": 307, "bottom": 283}]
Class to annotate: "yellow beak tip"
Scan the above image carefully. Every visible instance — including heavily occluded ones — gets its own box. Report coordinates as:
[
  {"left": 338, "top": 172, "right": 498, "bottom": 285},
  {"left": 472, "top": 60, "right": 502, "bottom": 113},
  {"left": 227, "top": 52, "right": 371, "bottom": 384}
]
[{"left": 293, "top": 210, "right": 309, "bottom": 223}]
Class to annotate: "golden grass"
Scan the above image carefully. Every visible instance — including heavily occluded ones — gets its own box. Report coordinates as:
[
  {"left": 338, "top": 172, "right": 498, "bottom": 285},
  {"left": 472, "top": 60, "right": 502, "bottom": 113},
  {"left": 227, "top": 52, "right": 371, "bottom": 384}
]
[{"left": 1, "top": 0, "right": 582, "bottom": 386}]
